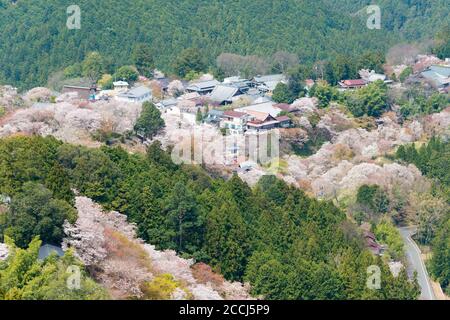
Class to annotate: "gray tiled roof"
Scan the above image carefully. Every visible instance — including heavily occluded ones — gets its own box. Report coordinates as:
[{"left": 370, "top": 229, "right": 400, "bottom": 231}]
[
  {"left": 210, "top": 85, "right": 239, "bottom": 103},
  {"left": 429, "top": 65, "right": 450, "bottom": 77},
  {"left": 186, "top": 80, "right": 220, "bottom": 91},
  {"left": 253, "top": 74, "right": 286, "bottom": 83},
  {"left": 422, "top": 66, "right": 450, "bottom": 87},
  {"left": 157, "top": 98, "right": 178, "bottom": 108},
  {"left": 119, "top": 86, "right": 151, "bottom": 98},
  {"left": 38, "top": 244, "right": 64, "bottom": 260},
  {"left": 237, "top": 101, "right": 282, "bottom": 118},
  {"left": 208, "top": 109, "right": 224, "bottom": 117}
]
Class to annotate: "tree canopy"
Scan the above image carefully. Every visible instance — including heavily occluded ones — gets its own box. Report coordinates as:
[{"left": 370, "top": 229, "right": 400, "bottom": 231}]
[
  {"left": 0, "top": 182, "right": 76, "bottom": 248},
  {"left": 173, "top": 48, "right": 206, "bottom": 79},
  {"left": 396, "top": 137, "right": 450, "bottom": 294},
  {"left": 0, "top": 237, "right": 108, "bottom": 300},
  {"left": 1, "top": 0, "right": 449, "bottom": 89},
  {"left": 134, "top": 101, "right": 165, "bottom": 139},
  {"left": 132, "top": 43, "right": 155, "bottom": 78},
  {"left": 0, "top": 135, "right": 421, "bottom": 299}
]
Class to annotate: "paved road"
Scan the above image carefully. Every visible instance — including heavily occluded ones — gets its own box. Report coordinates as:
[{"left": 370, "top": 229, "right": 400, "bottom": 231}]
[{"left": 399, "top": 227, "right": 435, "bottom": 300}]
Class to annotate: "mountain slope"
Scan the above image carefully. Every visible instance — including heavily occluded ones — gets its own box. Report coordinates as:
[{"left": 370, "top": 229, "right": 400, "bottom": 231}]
[
  {"left": 0, "top": 0, "right": 449, "bottom": 89},
  {"left": 64, "top": 196, "right": 252, "bottom": 299}
]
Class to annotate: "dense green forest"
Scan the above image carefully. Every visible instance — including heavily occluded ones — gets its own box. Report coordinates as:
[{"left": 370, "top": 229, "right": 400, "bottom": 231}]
[
  {"left": 396, "top": 137, "right": 450, "bottom": 294},
  {"left": 0, "top": 237, "right": 109, "bottom": 299},
  {"left": 0, "top": 135, "right": 420, "bottom": 299},
  {"left": 0, "top": 0, "right": 449, "bottom": 89}
]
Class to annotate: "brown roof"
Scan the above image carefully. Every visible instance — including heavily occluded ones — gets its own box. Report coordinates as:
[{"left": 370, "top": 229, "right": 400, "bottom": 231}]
[
  {"left": 62, "top": 85, "right": 98, "bottom": 100},
  {"left": 244, "top": 110, "right": 273, "bottom": 122},
  {"left": 223, "top": 110, "right": 247, "bottom": 118},
  {"left": 276, "top": 116, "right": 291, "bottom": 122},
  {"left": 341, "top": 79, "right": 367, "bottom": 87},
  {"left": 274, "top": 103, "right": 291, "bottom": 112},
  {"left": 364, "top": 231, "right": 376, "bottom": 240},
  {"left": 247, "top": 120, "right": 264, "bottom": 125},
  {"left": 364, "top": 231, "right": 382, "bottom": 253}
]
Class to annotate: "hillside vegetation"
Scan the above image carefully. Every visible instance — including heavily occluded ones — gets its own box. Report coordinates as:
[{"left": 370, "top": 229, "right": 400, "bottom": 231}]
[
  {"left": 0, "top": 136, "right": 420, "bottom": 299},
  {"left": 0, "top": 0, "right": 449, "bottom": 89},
  {"left": 397, "top": 138, "right": 450, "bottom": 295}
]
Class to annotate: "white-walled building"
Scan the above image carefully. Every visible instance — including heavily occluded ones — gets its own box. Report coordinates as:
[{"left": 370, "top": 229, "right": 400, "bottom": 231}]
[
  {"left": 116, "top": 86, "right": 152, "bottom": 103},
  {"left": 221, "top": 110, "right": 249, "bottom": 135},
  {"left": 113, "top": 81, "right": 129, "bottom": 93}
]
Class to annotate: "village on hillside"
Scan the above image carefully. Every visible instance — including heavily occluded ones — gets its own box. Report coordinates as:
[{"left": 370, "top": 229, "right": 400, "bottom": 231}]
[
  {"left": 1, "top": 0, "right": 450, "bottom": 304},
  {"left": 48, "top": 53, "right": 450, "bottom": 171},
  {"left": 59, "top": 54, "right": 449, "bottom": 137},
  {"left": 0, "top": 49, "right": 449, "bottom": 301},
  {"left": 0, "top": 50, "right": 448, "bottom": 206},
  {"left": 1, "top": 52, "right": 449, "bottom": 172}
]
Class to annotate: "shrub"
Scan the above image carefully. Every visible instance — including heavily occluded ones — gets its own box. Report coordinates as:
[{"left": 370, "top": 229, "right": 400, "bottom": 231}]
[
  {"left": 141, "top": 274, "right": 188, "bottom": 300},
  {"left": 113, "top": 66, "right": 139, "bottom": 83},
  {"left": 399, "top": 67, "right": 413, "bottom": 83},
  {"left": 356, "top": 184, "right": 390, "bottom": 214},
  {"left": 374, "top": 220, "right": 405, "bottom": 260}
]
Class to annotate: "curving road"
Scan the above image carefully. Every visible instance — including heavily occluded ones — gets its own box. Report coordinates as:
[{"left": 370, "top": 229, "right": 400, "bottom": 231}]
[{"left": 399, "top": 227, "right": 435, "bottom": 300}]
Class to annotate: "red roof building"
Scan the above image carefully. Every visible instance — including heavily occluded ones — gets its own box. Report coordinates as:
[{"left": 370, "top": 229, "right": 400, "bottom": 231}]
[
  {"left": 246, "top": 115, "right": 292, "bottom": 131},
  {"left": 338, "top": 79, "right": 368, "bottom": 89},
  {"left": 364, "top": 231, "right": 383, "bottom": 256},
  {"left": 62, "top": 85, "right": 99, "bottom": 100},
  {"left": 223, "top": 110, "right": 248, "bottom": 119},
  {"left": 246, "top": 119, "right": 279, "bottom": 130},
  {"left": 276, "top": 115, "right": 291, "bottom": 122}
]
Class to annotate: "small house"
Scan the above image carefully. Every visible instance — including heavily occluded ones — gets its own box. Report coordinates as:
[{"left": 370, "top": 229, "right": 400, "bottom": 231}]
[
  {"left": 246, "top": 114, "right": 292, "bottom": 132},
  {"left": 364, "top": 231, "right": 383, "bottom": 256},
  {"left": 156, "top": 98, "right": 178, "bottom": 110},
  {"left": 113, "top": 81, "right": 129, "bottom": 93},
  {"left": 38, "top": 244, "right": 64, "bottom": 260},
  {"left": 179, "top": 92, "right": 201, "bottom": 101},
  {"left": 210, "top": 83, "right": 249, "bottom": 105},
  {"left": 205, "top": 109, "right": 224, "bottom": 124},
  {"left": 62, "top": 85, "right": 99, "bottom": 100},
  {"left": 276, "top": 115, "right": 292, "bottom": 128},
  {"left": 252, "top": 74, "right": 287, "bottom": 93},
  {"left": 186, "top": 79, "right": 220, "bottom": 95},
  {"left": 116, "top": 86, "right": 152, "bottom": 103},
  {"left": 236, "top": 101, "right": 283, "bottom": 118},
  {"left": 221, "top": 110, "right": 249, "bottom": 135},
  {"left": 246, "top": 117, "right": 279, "bottom": 131},
  {"left": 421, "top": 65, "right": 450, "bottom": 90},
  {"left": 338, "top": 79, "right": 368, "bottom": 90},
  {"left": 155, "top": 77, "right": 171, "bottom": 95}
]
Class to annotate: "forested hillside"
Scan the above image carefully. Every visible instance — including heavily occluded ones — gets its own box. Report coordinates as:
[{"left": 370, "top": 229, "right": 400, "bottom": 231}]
[
  {"left": 0, "top": 0, "right": 449, "bottom": 89},
  {"left": 0, "top": 136, "right": 420, "bottom": 299},
  {"left": 397, "top": 138, "right": 450, "bottom": 295}
]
